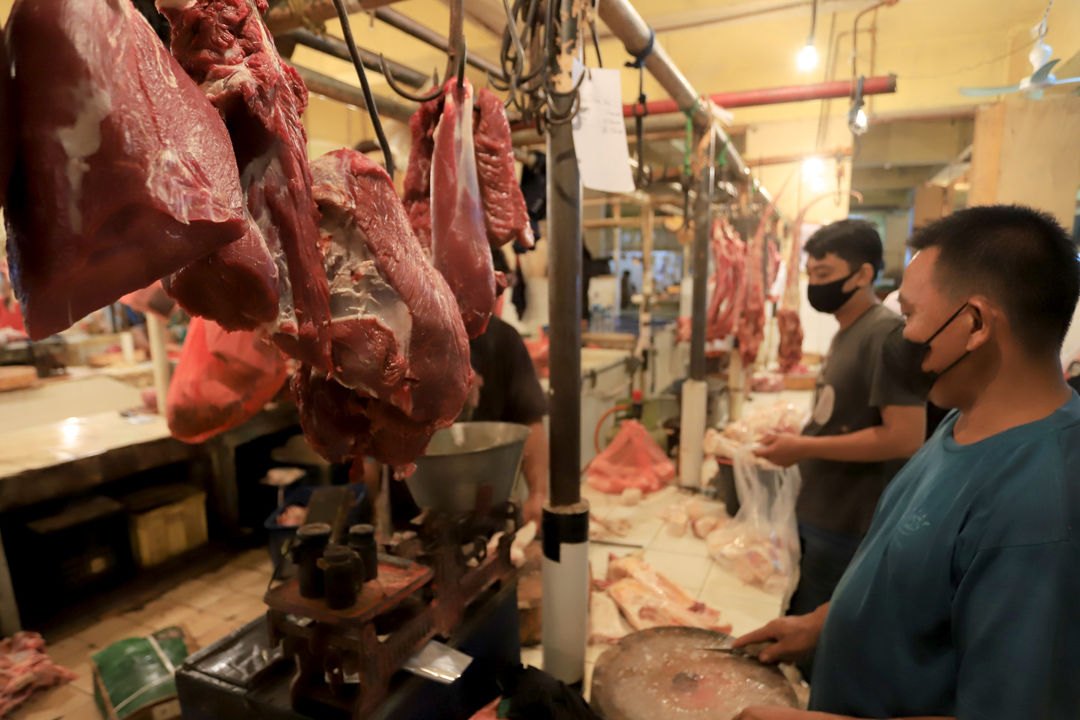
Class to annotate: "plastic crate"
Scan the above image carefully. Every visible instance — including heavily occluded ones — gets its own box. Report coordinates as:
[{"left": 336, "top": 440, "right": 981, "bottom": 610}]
[{"left": 120, "top": 485, "right": 208, "bottom": 568}]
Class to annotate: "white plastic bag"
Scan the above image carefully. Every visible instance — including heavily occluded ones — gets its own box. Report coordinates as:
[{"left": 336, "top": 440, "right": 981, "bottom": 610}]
[{"left": 706, "top": 447, "right": 801, "bottom": 610}]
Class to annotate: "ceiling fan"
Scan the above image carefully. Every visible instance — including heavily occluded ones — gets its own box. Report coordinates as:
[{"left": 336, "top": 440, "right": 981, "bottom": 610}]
[{"left": 959, "top": 1, "right": 1080, "bottom": 99}]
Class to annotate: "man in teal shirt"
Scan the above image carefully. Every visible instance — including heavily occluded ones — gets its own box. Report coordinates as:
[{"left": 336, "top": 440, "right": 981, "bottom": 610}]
[{"left": 733, "top": 205, "right": 1080, "bottom": 720}]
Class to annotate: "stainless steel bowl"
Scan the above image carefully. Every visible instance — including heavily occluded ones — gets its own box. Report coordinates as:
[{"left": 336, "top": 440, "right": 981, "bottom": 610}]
[{"left": 404, "top": 422, "right": 530, "bottom": 514}]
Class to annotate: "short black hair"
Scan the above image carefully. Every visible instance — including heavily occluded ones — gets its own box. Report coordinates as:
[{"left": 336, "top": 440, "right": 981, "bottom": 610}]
[
  {"left": 804, "top": 219, "right": 884, "bottom": 277},
  {"left": 908, "top": 204, "right": 1080, "bottom": 353}
]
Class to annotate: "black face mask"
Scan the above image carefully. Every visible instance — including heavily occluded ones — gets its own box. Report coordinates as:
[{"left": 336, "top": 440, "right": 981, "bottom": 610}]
[
  {"left": 886, "top": 303, "right": 971, "bottom": 398},
  {"left": 807, "top": 272, "right": 859, "bottom": 314}
]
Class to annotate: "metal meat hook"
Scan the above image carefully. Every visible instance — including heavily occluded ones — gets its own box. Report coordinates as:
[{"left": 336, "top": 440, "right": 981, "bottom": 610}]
[{"left": 330, "top": 0, "right": 396, "bottom": 177}]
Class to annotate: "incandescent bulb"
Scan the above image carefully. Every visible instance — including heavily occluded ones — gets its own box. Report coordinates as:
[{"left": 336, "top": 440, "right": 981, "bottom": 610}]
[
  {"left": 854, "top": 108, "right": 868, "bottom": 132},
  {"left": 796, "top": 44, "right": 818, "bottom": 72}
]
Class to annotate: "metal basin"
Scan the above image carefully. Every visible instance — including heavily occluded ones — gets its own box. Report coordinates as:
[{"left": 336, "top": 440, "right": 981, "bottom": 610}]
[{"left": 404, "top": 422, "right": 530, "bottom": 514}]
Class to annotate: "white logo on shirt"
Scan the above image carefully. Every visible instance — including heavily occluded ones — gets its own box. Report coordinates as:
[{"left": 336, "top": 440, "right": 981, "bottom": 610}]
[
  {"left": 898, "top": 509, "right": 932, "bottom": 536},
  {"left": 812, "top": 385, "right": 836, "bottom": 426}
]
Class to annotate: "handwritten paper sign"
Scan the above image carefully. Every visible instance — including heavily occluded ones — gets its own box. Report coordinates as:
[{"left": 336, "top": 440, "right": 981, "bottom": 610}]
[{"left": 572, "top": 68, "right": 636, "bottom": 194}]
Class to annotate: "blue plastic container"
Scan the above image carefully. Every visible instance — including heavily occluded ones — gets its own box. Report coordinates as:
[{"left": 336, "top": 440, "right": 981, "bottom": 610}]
[{"left": 263, "top": 483, "right": 371, "bottom": 574}]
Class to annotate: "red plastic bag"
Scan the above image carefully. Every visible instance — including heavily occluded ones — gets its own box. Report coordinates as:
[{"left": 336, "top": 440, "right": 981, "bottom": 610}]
[
  {"left": 167, "top": 317, "right": 287, "bottom": 443},
  {"left": 587, "top": 420, "right": 675, "bottom": 495}
]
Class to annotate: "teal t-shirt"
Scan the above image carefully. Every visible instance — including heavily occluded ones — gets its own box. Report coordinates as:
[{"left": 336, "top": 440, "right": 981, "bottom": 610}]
[{"left": 810, "top": 393, "right": 1080, "bottom": 719}]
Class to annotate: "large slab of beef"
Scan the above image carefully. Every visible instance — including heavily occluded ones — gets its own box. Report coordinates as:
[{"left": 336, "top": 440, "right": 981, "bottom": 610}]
[
  {"left": 705, "top": 217, "right": 746, "bottom": 341},
  {"left": 404, "top": 84, "right": 533, "bottom": 254},
  {"left": 737, "top": 189, "right": 786, "bottom": 368},
  {"left": 4, "top": 0, "right": 247, "bottom": 340},
  {"left": 156, "top": 0, "right": 332, "bottom": 371},
  {"left": 473, "top": 87, "right": 534, "bottom": 250},
  {"left": 403, "top": 80, "right": 532, "bottom": 338},
  {"left": 430, "top": 79, "right": 497, "bottom": 337},
  {"left": 293, "top": 149, "right": 473, "bottom": 474}
]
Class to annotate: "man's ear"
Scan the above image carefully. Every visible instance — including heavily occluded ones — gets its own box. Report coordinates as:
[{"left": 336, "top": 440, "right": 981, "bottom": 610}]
[
  {"left": 966, "top": 297, "right": 993, "bottom": 351},
  {"left": 856, "top": 262, "right": 876, "bottom": 288}
]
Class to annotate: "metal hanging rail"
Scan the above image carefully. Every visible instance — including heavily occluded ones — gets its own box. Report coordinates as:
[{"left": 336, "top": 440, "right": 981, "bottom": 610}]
[
  {"left": 283, "top": 29, "right": 430, "bottom": 89},
  {"left": 373, "top": 7, "right": 506, "bottom": 80},
  {"left": 596, "top": 0, "right": 753, "bottom": 181}
]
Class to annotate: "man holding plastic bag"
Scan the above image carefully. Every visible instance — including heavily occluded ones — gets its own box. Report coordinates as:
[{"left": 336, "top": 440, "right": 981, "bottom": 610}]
[
  {"left": 755, "top": 220, "right": 926, "bottom": 620},
  {"left": 734, "top": 206, "right": 1080, "bottom": 719}
]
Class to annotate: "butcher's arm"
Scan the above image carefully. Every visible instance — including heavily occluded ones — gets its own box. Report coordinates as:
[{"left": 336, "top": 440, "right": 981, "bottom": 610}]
[
  {"left": 521, "top": 421, "right": 548, "bottom": 525},
  {"left": 756, "top": 405, "right": 924, "bottom": 467},
  {"left": 800, "top": 404, "right": 925, "bottom": 461}
]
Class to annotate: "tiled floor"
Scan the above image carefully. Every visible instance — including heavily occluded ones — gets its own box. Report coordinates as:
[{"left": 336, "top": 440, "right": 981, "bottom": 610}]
[
  {"left": 524, "top": 484, "right": 787, "bottom": 700},
  {"left": 22, "top": 484, "right": 789, "bottom": 717},
  {"left": 15, "top": 548, "right": 272, "bottom": 720}
]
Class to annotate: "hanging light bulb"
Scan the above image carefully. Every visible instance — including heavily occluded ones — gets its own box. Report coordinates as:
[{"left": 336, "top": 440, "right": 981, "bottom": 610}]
[
  {"left": 854, "top": 108, "right": 869, "bottom": 133},
  {"left": 797, "top": 43, "right": 818, "bottom": 72},
  {"left": 797, "top": 0, "right": 819, "bottom": 72}
]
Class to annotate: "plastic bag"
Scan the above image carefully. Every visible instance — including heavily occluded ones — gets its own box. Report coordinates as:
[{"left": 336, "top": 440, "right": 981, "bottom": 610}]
[
  {"left": 119, "top": 280, "right": 176, "bottom": 319},
  {"left": 166, "top": 317, "right": 287, "bottom": 443},
  {"left": 705, "top": 448, "right": 801, "bottom": 609},
  {"left": 586, "top": 420, "right": 675, "bottom": 495}
]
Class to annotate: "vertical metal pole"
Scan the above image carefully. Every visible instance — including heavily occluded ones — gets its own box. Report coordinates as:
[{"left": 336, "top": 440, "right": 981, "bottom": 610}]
[
  {"left": 679, "top": 124, "right": 714, "bottom": 487},
  {"left": 545, "top": 9, "right": 582, "bottom": 511},
  {"left": 636, "top": 202, "right": 655, "bottom": 393},
  {"left": 541, "top": 0, "right": 589, "bottom": 687}
]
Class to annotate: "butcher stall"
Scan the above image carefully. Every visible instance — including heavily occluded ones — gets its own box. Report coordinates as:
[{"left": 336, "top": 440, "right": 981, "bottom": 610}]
[{"left": 0, "top": 0, "right": 885, "bottom": 709}]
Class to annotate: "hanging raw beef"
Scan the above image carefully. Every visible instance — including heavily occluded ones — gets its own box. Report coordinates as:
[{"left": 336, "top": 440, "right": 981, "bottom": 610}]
[
  {"left": 156, "top": 0, "right": 332, "bottom": 370},
  {"left": 473, "top": 87, "right": 534, "bottom": 250},
  {"left": 4, "top": 0, "right": 246, "bottom": 339},
  {"left": 291, "top": 149, "right": 473, "bottom": 474},
  {"left": 737, "top": 181, "right": 789, "bottom": 368}
]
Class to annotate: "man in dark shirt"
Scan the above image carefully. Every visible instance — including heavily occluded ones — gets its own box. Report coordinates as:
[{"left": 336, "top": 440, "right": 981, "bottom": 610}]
[{"left": 755, "top": 220, "right": 926, "bottom": 619}]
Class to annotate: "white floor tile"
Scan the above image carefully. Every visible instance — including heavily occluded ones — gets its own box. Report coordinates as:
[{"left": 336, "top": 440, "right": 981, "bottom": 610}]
[
  {"left": 640, "top": 549, "right": 712, "bottom": 598},
  {"left": 646, "top": 528, "right": 710, "bottom": 557},
  {"left": 697, "top": 562, "right": 783, "bottom": 637}
]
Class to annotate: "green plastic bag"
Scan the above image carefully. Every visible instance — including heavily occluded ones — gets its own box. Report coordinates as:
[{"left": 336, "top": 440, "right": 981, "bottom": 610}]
[{"left": 92, "top": 626, "right": 189, "bottom": 720}]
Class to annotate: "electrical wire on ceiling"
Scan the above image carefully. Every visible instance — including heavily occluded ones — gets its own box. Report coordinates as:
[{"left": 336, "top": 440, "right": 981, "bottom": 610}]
[{"left": 903, "top": 36, "right": 1039, "bottom": 80}]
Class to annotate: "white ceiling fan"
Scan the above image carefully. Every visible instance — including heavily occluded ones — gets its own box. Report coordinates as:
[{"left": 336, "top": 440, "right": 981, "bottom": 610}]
[{"left": 960, "top": 1, "right": 1080, "bottom": 99}]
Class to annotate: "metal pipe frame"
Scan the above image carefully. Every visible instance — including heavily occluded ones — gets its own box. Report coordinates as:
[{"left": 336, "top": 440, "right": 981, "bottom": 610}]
[
  {"left": 596, "top": 0, "right": 751, "bottom": 180},
  {"left": 283, "top": 29, "right": 430, "bottom": 89},
  {"left": 689, "top": 127, "right": 715, "bottom": 382},
  {"left": 620, "top": 74, "right": 897, "bottom": 117},
  {"left": 373, "top": 7, "right": 506, "bottom": 80}
]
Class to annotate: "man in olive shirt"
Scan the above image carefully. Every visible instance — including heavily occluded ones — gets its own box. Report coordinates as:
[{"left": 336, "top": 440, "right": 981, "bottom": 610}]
[{"left": 756, "top": 220, "right": 926, "bottom": 619}]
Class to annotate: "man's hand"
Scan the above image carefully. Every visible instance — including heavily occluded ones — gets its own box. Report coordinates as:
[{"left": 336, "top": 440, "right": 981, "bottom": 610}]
[
  {"left": 754, "top": 433, "right": 807, "bottom": 468},
  {"left": 734, "top": 709, "right": 823, "bottom": 720},
  {"left": 733, "top": 606, "right": 828, "bottom": 664},
  {"left": 734, "top": 710, "right": 853, "bottom": 720}
]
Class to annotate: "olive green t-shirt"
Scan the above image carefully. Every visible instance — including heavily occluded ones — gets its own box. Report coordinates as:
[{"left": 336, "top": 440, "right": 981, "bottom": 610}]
[{"left": 797, "top": 304, "right": 925, "bottom": 537}]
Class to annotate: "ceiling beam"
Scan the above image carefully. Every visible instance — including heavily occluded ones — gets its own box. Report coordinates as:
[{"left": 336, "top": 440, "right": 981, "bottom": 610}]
[
  {"left": 851, "top": 165, "right": 942, "bottom": 191},
  {"left": 282, "top": 29, "right": 430, "bottom": 88},
  {"left": 266, "top": 0, "right": 399, "bottom": 35}
]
